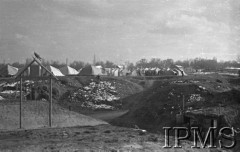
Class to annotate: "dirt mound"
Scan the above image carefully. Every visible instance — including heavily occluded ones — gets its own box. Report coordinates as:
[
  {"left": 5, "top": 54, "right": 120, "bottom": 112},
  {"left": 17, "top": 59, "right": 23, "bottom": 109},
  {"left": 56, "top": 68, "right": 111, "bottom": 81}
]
[
  {"left": 59, "top": 76, "right": 143, "bottom": 111},
  {"left": 0, "top": 100, "right": 107, "bottom": 131},
  {"left": 100, "top": 76, "right": 143, "bottom": 98},
  {"left": 62, "top": 81, "right": 121, "bottom": 110},
  {"left": 0, "top": 76, "right": 143, "bottom": 111},
  {"left": 112, "top": 75, "right": 240, "bottom": 133},
  {"left": 0, "top": 79, "right": 71, "bottom": 101}
]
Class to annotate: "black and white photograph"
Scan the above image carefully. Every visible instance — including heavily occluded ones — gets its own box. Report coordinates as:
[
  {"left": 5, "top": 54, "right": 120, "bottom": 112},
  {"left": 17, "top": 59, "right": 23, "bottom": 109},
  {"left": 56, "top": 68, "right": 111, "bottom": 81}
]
[{"left": 0, "top": 0, "right": 240, "bottom": 151}]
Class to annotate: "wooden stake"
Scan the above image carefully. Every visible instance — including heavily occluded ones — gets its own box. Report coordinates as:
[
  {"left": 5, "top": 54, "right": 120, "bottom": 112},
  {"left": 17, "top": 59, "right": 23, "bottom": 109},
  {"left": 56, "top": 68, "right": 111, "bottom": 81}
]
[
  {"left": 20, "top": 77, "right": 22, "bottom": 129},
  {"left": 182, "top": 95, "right": 185, "bottom": 113},
  {"left": 49, "top": 78, "right": 52, "bottom": 127}
]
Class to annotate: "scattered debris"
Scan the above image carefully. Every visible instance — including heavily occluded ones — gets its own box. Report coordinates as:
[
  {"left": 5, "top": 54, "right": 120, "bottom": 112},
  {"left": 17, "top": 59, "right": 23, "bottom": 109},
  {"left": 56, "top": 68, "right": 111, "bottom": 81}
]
[
  {"left": 133, "top": 125, "right": 147, "bottom": 135},
  {"left": 0, "top": 90, "right": 20, "bottom": 99},
  {"left": 188, "top": 94, "right": 204, "bottom": 103},
  {"left": 189, "top": 80, "right": 199, "bottom": 83},
  {"left": 66, "top": 81, "right": 121, "bottom": 110},
  {"left": 171, "top": 80, "right": 184, "bottom": 84},
  {"left": 198, "top": 85, "right": 206, "bottom": 90}
]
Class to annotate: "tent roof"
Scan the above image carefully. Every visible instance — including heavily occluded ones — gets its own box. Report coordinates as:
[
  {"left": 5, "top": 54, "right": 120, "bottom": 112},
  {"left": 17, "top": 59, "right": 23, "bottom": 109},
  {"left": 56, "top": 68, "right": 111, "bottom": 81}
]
[
  {"left": 170, "top": 65, "right": 187, "bottom": 76},
  {"left": 131, "top": 70, "right": 139, "bottom": 76},
  {"left": 116, "top": 65, "right": 124, "bottom": 69},
  {"left": 78, "top": 65, "right": 103, "bottom": 76},
  {"left": 122, "top": 69, "right": 130, "bottom": 73},
  {"left": 95, "top": 65, "right": 103, "bottom": 69},
  {"left": 60, "top": 65, "right": 78, "bottom": 75},
  {"left": 0, "top": 65, "right": 19, "bottom": 77},
  {"left": 47, "top": 65, "right": 64, "bottom": 76},
  {"left": 122, "top": 69, "right": 130, "bottom": 75}
]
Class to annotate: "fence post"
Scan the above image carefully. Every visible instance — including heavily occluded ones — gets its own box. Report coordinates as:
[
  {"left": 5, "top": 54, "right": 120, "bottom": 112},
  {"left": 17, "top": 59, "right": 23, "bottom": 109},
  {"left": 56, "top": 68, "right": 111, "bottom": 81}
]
[
  {"left": 20, "top": 77, "right": 22, "bottom": 129},
  {"left": 182, "top": 95, "right": 185, "bottom": 113},
  {"left": 49, "top": 77, "right": 52, "bottom": 127}
]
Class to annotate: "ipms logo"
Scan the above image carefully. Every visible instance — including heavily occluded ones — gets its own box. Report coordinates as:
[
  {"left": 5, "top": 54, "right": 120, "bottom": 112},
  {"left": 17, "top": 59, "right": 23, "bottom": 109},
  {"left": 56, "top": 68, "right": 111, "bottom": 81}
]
[{"left": 163, "top": 127, "right": 238, "bottom": 149}]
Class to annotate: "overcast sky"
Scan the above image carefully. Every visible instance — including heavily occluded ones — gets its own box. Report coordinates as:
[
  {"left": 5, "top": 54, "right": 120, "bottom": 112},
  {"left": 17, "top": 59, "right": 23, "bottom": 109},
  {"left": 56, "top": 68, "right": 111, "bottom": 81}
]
[{"left": 0, "top": 0, "right": 239, "bottom": 64}]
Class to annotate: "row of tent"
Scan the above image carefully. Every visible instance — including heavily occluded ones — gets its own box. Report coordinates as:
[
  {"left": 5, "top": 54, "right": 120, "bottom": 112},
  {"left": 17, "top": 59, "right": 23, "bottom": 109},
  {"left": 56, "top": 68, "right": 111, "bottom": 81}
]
[
  {"left": 0, "top": 64, "right": 128, "bottom": 77},
  {"left": 78, "top": 65, "right": 187, "bottom": 76},
  {"left": 79, "top": 66, "right": 131, "bottom": 76},
  {"left": 0, "top": 64, "right": 187, "bottom": 77},
  {"left": 46, "top": 65, "right": 79, "bottom": 76},
  {"left": 0, "top": 64, "right": 79, "bottom": 77}
]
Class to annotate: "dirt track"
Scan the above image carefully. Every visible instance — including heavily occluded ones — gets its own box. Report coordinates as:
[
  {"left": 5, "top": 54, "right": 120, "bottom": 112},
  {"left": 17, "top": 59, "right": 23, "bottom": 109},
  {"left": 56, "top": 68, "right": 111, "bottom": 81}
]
[{"left": 88, "top": 110, "right": 129, "bottom": 122}]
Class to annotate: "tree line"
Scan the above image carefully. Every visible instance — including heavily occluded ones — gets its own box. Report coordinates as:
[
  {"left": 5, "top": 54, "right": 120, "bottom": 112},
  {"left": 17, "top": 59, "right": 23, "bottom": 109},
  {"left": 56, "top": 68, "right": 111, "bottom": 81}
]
[
  {"left": 133, "top": 57, "right": 240, "bottom": 71},
  {"left": 0, "top": 57, "right": 240, "bottom": 72}
]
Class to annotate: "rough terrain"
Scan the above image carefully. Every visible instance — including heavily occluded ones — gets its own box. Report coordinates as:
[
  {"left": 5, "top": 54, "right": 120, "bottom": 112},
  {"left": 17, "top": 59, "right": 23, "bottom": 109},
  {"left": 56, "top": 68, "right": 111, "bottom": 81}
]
[
  {"left": 0, "top": 74, "right": 239, "bottom": 151},
  {"left": 112, "top": 75, "right": 240, "bottom": 132},
  {"left": 0, "top": 124, "right": 230, "bottom": 152}
]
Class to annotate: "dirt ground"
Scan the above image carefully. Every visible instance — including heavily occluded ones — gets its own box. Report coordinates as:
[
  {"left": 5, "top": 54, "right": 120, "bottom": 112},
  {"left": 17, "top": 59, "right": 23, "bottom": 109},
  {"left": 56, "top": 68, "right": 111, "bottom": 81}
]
[
  {"left": 0, "top": 100, "right": 107, "bottom": 130},
  {"left": 112, "top": 75, "right": 240, "bottom": 132},
  {"left": 0, "top": 75, "right": 239, "bottom": 151},
  {"left": 0, "top": 124, "right": 230, "bottom": 152},
  {"left": 87, "top": 110, "right": 129, "bottom": 122}
]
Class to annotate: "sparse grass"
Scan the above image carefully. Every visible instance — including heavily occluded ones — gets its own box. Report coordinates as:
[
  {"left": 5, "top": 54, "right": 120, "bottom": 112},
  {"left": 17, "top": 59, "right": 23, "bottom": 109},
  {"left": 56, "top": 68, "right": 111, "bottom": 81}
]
[{"left": 0, "top": 100, "right": 107, "bottom": 130}]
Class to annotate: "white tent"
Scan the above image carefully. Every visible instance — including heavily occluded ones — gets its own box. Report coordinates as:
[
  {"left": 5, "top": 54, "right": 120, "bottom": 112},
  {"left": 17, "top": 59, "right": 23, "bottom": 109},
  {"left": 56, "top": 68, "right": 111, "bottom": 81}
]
[
  {"left": 170, "top": 65, "right": 187, "bottom": 76},
  {"left": 122, "top": 69, "right": 130, "bottom": 76},
  {"left": 60, "top": 66, "right": 79, "bottom": 75},
  {"left": 131, "top": 70, "right": 139, "bottom": 76},
  {"left": 46, "top": 65, "right": 64, "bottom": 76},
  {"left": 113, "top": 69, "right": 120, "bottom": 76},
  {"left": 0, "top": 65, "right": 18, "bottom": 77},
  {"left": 78, "top": 65, "right": 104, "bottom": 76},
  {"left": 104, "top": 68, "right": 111, "bottom": 76},
  {"left": 95, "top": 65, "right": 103, "bottom": 69}
]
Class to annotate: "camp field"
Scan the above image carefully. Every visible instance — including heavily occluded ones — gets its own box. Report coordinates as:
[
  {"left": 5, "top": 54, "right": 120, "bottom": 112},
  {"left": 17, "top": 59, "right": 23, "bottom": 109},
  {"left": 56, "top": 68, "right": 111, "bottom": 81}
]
[{"left": 0, "top": 74, "right": 240, "bottom": 151}]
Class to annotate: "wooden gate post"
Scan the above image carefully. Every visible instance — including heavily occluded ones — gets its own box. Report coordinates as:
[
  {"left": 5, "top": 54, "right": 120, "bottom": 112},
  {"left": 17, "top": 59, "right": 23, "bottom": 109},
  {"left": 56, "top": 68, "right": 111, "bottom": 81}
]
[
  {"left": 182, "top": 95, "right": 185, "bottom": 113},
  {"left": 49, "top": 77, "right": 52, "bottom": 127},
  {"left": 20, "top": 77, "right": 22, "bottom": 129}
]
